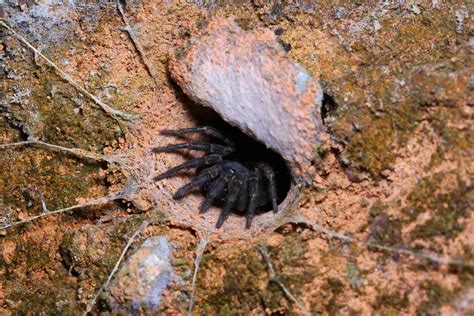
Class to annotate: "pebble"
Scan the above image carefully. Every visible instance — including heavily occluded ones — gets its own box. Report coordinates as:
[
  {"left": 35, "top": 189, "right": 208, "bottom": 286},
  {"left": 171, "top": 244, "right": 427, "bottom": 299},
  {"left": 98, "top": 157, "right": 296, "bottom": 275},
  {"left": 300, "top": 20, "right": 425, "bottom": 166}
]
[{"left": 108, "top": 236, "right": 174, "bottom": 313}]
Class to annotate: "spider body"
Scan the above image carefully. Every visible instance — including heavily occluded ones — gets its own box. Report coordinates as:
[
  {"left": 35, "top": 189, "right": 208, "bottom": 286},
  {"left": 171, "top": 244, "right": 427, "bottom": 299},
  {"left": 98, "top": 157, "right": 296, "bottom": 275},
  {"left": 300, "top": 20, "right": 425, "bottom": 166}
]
[{"left": 153, "top": 126, "right": 280, "bottom": 229}]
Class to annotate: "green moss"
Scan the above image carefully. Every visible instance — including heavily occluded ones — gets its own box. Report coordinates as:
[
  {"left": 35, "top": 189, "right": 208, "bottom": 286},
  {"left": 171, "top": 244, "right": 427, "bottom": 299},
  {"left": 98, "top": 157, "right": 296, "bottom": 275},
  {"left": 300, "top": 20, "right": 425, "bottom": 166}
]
[
  {"left": 342, "top": 102, "right": 420, "bottom": 179},
  {"left": 1, "top": 18, "right": 127, "bottom": 215},
  {"left": 59, "top": 230, "right": 84, "bottom": 273},
  {"left": 404, "top": 174, "right": 472, "bottom": 241},
  {"left": 416, "top": 281, "right": 461, "bottom": 315},
  {"left": 0, "top": 148, "right": 101, "bottom": 213},
  {"left": 268, "top": 234, "right": 307, "bottom": 268},
  {"left": 4, "top": 50, "right": 123, "bottom": 150},
  {"left": 2, "top": 234, "right": 79, "bottom": 314},
  {"left": 360, "top": 198, "right": 370, "bottom": 208},
  {"left": 198, "top": 247, "right": 267, "bottom": 314},
  {"left": 31, "top": 70, "right": 122, "bottom": 149},
  {"left": 365, "top": 171, "right": 472, "bottom": 255},
  {"left": 95, "top": 217, "right": 145, "bottom": 274},
  {"left": 320, "top": 278, "right": 345, "bottom": 315},
  {"left": 0, "top": 12, "right": 140, "bottom": 314},
  {"left": 369, "top": 200, "right": 387, "bottom": 217},
  {"left": 383, "top": 10, "right": 455, "bottom": 67},
  {"left": 367, "top": 209, "right": 404, "bottom": 249},
  {"left": 374, "top": 291, "right": 409, "bottom": 314},
  {"left": 268, "top": 233, "right": 316, "bottom": 287},
  {"left": 197, "top": 233, "right": 314, "bottom": 314},
  {"left": 264, "top": 234, "right": 316, "bottom": 311},
  {"left": 6, "top": 221, "right": 123, "bottom": 314},
  {"left": 9, "top": 275, "right": 79, "bottom": 315},
  {"left": 174, "top": 257, "right": 190, "bottom": 266},
  {"left": 326, "top": 63, "right": 423, "bottom": 179},
  {"left": 346, "top": 263, "right": 363, "bottom": 289},
  {"left": 428, "top": 108, "right": 474, "bottom": 169},
  {"left": 0, "top": 117, "right": 22, "bottom": 143},
  {"left": 102, "top": 216, "right": 147, "bottom": 270},
  {"left": 11, "top": 239, "right": 51, "bottom": 273},
  {"left": 320, "top": 6, "right": 469, "bottom": 180}
]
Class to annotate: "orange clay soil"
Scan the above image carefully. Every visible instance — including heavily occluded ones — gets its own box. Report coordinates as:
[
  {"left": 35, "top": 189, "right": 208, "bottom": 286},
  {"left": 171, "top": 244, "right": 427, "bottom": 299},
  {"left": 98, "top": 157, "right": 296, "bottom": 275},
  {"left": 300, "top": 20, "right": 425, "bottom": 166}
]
[{"left": 0, "top": 1, "right": 472, "bottom": 315}]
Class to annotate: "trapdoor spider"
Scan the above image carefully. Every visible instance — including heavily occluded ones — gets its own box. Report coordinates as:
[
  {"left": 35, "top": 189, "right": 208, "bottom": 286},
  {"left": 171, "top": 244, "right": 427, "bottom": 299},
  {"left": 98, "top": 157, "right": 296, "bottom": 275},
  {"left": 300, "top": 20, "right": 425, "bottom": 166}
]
[{"left": 153, "top": 126, "right": 280, "bottom": 229}]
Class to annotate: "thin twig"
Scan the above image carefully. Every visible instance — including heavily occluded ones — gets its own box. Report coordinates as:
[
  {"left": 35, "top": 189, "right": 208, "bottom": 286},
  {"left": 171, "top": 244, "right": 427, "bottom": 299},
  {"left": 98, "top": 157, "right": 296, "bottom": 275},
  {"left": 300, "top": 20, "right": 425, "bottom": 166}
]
[
  {"left": 116, "top": 1, "right": 159, "bottom": 108},
  {"left": 30, "top": 188, "right": 48, "bottom": 212},
  {"left": 84, "top": 220, "right": 150, "bottom": 315},
  {"left": 291, "top": 214, "right": 474, "bottom": 268},
  {"left": 0, "top": 139, "right": 137, "bottom": 179},
  {"left": 188, "top": 234, "right": 210, "bottom": 316},
  {"left": 0, "top": 20, "right": 135, "bottom": 122},
  {"left": 257, "top": 244, "right": 311, "bottom": 316},
  {"left": 0, "top": 194, "right": 124, "bottom": 231},
  {"left": 0, "top": 139, "right": 118, "bottom": 164}
]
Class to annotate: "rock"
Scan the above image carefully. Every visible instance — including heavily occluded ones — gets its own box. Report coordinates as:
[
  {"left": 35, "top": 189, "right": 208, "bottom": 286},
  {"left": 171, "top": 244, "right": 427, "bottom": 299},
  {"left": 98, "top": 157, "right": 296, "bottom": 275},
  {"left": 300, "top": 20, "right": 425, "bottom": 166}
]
[
  {"left": 171, "top": 17, "right": 328, "bottom": 182},
  {"left": 108, "top": 236, "right": 174, "bottom": 313}
]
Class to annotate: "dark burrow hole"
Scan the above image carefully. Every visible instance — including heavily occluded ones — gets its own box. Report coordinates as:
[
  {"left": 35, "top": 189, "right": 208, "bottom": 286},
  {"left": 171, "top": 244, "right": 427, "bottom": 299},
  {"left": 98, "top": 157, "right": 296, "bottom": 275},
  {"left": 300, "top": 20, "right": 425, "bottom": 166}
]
[
  {"left": 321, "top": 92, "right": 338, "bottom": 124},
  {"left": 180, "top": 100, "right": 292, "bottom": 216}
]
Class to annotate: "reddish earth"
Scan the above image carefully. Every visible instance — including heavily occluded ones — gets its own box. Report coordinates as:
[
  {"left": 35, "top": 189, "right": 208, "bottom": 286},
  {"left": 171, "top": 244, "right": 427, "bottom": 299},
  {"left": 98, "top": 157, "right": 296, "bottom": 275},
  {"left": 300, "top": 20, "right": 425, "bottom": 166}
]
[{"left": 0, "top": 1, "right": 472, "bottom": 314}]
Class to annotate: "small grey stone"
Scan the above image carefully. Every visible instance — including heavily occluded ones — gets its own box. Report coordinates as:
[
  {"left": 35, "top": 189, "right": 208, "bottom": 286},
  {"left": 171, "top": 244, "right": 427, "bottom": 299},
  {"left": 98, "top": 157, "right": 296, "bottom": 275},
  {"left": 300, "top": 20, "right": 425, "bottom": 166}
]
[
  {"left": 334, "top": 7, "right": 346, "bottom": 19},
  {"left": 108, "top": 236, "right": 174, "bottom": 313},
  {"left": 410, "top": 4, "right": 421, "bottom": 15},
  {"left": 373, "top": 21, "right": 382, "bottom": 32},
  {"left": 455, "top": 6, "right": 468, "bottom": 34}
]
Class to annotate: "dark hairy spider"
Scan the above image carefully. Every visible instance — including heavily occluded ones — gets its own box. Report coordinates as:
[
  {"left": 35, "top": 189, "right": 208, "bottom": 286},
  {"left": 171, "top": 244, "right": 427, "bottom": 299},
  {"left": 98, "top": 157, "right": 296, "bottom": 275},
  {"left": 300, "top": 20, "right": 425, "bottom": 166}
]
[{"left": 152, "top": 126, "right": 280, "bottom": 229}]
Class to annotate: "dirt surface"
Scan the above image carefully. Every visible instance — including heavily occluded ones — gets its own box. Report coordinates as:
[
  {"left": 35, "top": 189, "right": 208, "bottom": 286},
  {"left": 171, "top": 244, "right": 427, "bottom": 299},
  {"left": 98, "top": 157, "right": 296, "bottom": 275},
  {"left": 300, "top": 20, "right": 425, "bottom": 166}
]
[{"left": 1, "top": 1, "right": 473, "bottom": 315}]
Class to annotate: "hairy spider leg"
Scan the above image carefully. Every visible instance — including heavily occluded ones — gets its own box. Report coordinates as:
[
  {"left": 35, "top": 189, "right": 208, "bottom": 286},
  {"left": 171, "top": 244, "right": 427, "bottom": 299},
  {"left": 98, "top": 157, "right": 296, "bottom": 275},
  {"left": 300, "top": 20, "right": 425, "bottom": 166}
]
[
  {"left": 225, "top": 162, "right": 250, "bottom": 213},
  {"left": 153, "top": 154, "right": 222, "bottom": 181},
  {"left": 257, "top": 162, "right": 279, "bottom": 213},
  {"left": 246, "top": 168, "right": 261, "bottom": 229},
  {"left": 160, "top": 126, "right": 235, "bottom": 149},
  {"left": 173, "top": 163, "right": 224, "bottom": 198},
  {"left": 152, "top": 142, "right": 233, "bottom": 156},
  {"left": 235, "top": 178, "right": 248, "bottom": 212},
  {"left": 215, "top": 174, "right": 247, "bottom": 229},
  {"left": 199, "top": 171, "right": 231, "bottom": 213}
]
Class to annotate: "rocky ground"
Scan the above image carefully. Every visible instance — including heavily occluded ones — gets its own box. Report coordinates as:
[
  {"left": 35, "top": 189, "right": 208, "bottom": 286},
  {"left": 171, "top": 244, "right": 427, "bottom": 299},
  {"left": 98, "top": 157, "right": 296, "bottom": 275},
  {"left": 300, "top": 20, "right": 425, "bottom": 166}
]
[{"left": 0, "top": 1, "right": 472, "bottom": 315}]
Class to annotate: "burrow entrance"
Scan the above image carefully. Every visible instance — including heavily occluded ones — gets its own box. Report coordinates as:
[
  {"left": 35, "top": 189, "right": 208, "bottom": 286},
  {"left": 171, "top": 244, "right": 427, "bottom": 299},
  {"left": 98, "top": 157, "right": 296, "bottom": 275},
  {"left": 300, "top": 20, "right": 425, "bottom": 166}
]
[{"left": 143, "top": 92, "right": 294, "bottom": 238}]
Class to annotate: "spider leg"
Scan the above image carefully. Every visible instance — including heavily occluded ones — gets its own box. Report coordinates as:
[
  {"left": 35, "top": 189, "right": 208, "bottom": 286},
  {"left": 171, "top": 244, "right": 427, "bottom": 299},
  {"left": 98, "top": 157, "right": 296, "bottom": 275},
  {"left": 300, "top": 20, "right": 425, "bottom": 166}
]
[
  {"left": 173, "top": 163, "right": 224, "bottom": 199},
  {"left": 160, "top": 126, "right": 235, "bottom": 149},
  {"left": 200, "top": 161, "right": 247, "bottom": 213},
  {"left": 235, "top": 177, "right": 249, "bottom": 212},
  {"left": 153, "top": 154, "right": 222, "bottom": 181},
  {"left": 257, "top": 162, "right": 278, "bottom": 213},
  {"left": 215, "top": 175, "right": 245, "bottom": 229},
  {"left": 225, "top": 162, "right": 249, "bottom": 212},
  {"left": 199, "top": 172, "right": 230, "bottom": 213},
  {"left": 246, "top": 168, "right": 261, "bottom": 229},
  {"left": 152, "top": 142, "right": 233, "bottom": 155}
]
